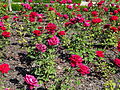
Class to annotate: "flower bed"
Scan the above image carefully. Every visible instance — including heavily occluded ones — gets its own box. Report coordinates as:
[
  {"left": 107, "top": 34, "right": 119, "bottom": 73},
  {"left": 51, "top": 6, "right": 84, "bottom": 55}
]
[{"left": 0, "top": 0, "right": 120, "bottom": 90}]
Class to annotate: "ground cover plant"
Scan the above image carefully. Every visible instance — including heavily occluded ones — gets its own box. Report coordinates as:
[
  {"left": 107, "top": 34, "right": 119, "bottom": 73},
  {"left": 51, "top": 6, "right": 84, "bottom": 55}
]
[{"left": 0, "top": 0, "right": 120, "bottom": 90}]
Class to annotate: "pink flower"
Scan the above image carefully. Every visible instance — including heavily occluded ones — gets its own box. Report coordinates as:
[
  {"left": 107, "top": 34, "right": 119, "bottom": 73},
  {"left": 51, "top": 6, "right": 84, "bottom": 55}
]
[
  {"left": 47, "top": 36, "right": 60, "bottom": 45},
  {"left": 88, "top": 2, "right": 93, "bottom": 7},
  {"left": 50, "top": 1, "right": 55, "bottom": 3},
  {"left": 67, "top": 0, "right": 72, "bottom": 3},
  {"left": 83, "top": 8, "right": 89, "bottom": 12},
  {"left": 103, "top": 7, "right": 108, "bottom": 12},
  {"left": 59, "top": 0, "right": 67, "bottom": 4},
  {"left": 96, "top": 51, "right": 104, "bottom": 57},
  {"left": 36, "top": 44, "right": 47, "bottom": 52},
  {"left": 83, "top": 22, "right": 90, "bottom": 27},
  {"left": 77, "top": 64, "right": 90, "bottom": 75},
  {"left": 0, "top": 22, "right": 4, "bottom": 27},
  {"left": 69, "top": 55, "right": 83, "bottom": 67},
  {"left": 78, "top": 17, "right": 85, "bottom": 23},
  {"left": 113, "top": 10, "right": 119, "bottom": 14},
  {"left": 24, "top": 74, "right": 39, "bottom": 90},
  {"left": 28, "top": 0, "right": 32, "bottom": 3},
  {"left": 66, "top": 5, "right": 73, "bottom": 9},
  {"left": 113, "top": 58, "right": 120, "bottom": 67},
  {"left": 45, "top": 4, "right": 49, "bottom": 7},
  {"left": 63, "top": 14, "right": 69, "bottom": 19},
  {"left": 22, "top": 3, "right": 32, "bottom": 10}
]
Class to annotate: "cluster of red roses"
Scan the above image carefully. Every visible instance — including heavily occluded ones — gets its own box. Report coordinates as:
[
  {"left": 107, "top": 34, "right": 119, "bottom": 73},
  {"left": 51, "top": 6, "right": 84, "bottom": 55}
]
[
  {"left": 96, "top": 50, "right": 120, "bottom": 67},
  {"left": 29, "top": 12, "right": 43, "bottom": 22},
  {"left": 69, "top": 55, "right": 90, "bottom": 75},
  {"left": 68, "top": 50, "right": 120, "bottom": 75},
  {"left": 0, "top": 16, "right": 11, "bottom": 37}
]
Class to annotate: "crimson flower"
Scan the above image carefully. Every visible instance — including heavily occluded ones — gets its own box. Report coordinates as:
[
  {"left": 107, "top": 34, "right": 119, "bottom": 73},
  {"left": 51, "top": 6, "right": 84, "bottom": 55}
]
[
  {"left": 109, "top": 16, "right": 119, "bottom": 21},
  {"left": 32, "top": 30, "right": 42, "bottom": 36},
  {"left": 0, "top": 64, "right": 10, "bottom": 74},
  {"left": 92, "top": 18, "right": 102, "bottom": 24},
  {"left": 96, "top": 51, "right": 104, "bottom": 57},
  {"left": 0, "top": 27, "right": 6, "bottom": 30},
  {"left": 2, "top": 31, "right": 11, "bottom": 37},
  {"left": 113, "top": 58, "right": 120, "bottom": 67},
  {"left": 69, "top": 55, "right": 83, "bottom": 67},
  {"left": 58, "top": 31, "right": 66, "bottom": 36},
  {"left": 110, "top": 27, "right": 118, "bottom": 32},
  {"left": 77, "top": 64, "right": 90, "bottom": 75}
]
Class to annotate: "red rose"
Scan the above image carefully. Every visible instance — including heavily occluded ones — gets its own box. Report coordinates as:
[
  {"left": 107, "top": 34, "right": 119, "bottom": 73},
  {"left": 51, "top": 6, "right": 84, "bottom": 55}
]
[
  {"left": 0, "top": 27, "right": 6, "bottom": 30},
  {"left": 110, "top": 27, "right": 118, "bottom": 32},
  {"left": 113, "top": 58, "right": 120, "bottom": 67},
  {"left": 29, "top": 12, "right": 37, "bottom": 17},
  {"left": 0, "top": 64, "right": 10, "bottom": 74},
  {"left": 96, "top": 51, "right": 104, "bottom": 57},
  {"left": 109, "top": 16, "right": 119, "bottom": 21},
  {"left": 45, "top": 23, "right": 57, "bottom": 34},
  {"left": 92, "top": 18, "right": 102, "bottom": 24},
  {"left": 37, "top": 18, "right": 43, "bottom": 22},
  {"left": 38, "top": 26, "right": 43, "bottom": 29},
  {"left": 2, "top": 16, "right": 9, "bottom": 20},
  {"left": 29, "top": 17, "right": 35, "bottom": 22},
  {"left": 91, "top": 11, "right": 98, "bottom": 16},
  {"left": 3, "top": 4, "right": 7, "bottom": 7},
  {"left": 2, "top": 31, "right": 11, "bottom": 37},
  {"left": 48, "top": 7, "right": 55, "bottom": 11},
  {"left": 64, "top": 22, "right": 72, "bottom": 27},
  {"left": 117, "top": 41, "right": 120, "bottom": 52},
  {"left": 77, "top": 64, "right": 90, "bottom": 75},
  {"left": 32, "top": 30, "right": 42, "bottom": 36},
  {"left": 58, "top": 31, "right": 66, "bottom": 36},
  {"left": 69, "top": 55, "right": 83, "bottom": 67}
]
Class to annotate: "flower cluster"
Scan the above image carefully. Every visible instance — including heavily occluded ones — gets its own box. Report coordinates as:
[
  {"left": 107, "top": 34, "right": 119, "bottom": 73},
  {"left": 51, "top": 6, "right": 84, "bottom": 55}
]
[{"left": 69, "top": 55, "right": 90, "bottom": 75}]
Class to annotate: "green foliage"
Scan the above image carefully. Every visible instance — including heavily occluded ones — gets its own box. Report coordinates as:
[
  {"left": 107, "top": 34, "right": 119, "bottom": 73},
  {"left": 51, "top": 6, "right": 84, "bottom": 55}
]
[
  {"left": 103, "top": 80, "right": 120, "bottom": 90},
  {"left": 11, "top": 4, "right": 23, "bottom": 11},
  {"left": 72, "top": 0, "right": 82, "bottom": 3}
]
